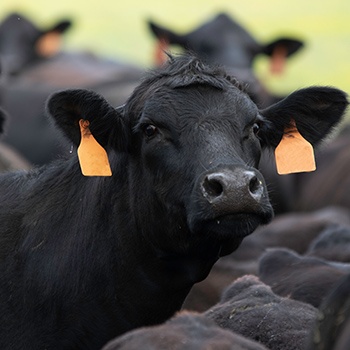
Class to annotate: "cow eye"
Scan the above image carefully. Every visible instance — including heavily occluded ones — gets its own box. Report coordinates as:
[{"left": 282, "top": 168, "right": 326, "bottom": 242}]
[
  {"left": 144, "top": 125, "right": 157, "bottom": 137},
  {"left": 252, "top": 123, "right": 260, "bottom": 135}
]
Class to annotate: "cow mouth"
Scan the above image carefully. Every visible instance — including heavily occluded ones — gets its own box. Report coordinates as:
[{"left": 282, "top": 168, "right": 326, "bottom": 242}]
[{"left": 189, "top": 210, "right": 273, "bottom": 241}]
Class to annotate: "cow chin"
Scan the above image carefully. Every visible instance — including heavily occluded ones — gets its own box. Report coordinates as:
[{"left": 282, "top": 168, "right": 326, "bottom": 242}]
[{"left": 189, "top": 210, "right": 273, "bottom": 245}]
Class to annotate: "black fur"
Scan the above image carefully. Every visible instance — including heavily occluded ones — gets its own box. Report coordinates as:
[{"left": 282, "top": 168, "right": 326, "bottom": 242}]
[{"left": 0, "top": 54, "right": 347, "bottom": 349}]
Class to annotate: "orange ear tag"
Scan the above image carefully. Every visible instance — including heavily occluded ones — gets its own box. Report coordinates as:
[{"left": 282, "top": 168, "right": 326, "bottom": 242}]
[
  {"left": 77, "top": 119, "right": 112, "bottom": 176},
  {"left": 270, "top": 45, "right": 288, "bottom": 75},
  {"left": 275, "top": 120, "right": 316, "bottom": 175},
  {"left": 155, "top": 38, "right": 170, "bottom": 66},
  {"left": 35, "top": 31, "right": 62, "bottom": 58}
]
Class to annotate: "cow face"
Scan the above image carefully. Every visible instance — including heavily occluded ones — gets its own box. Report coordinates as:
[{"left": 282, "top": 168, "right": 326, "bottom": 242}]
[
  {"left": 130, "top": 83, "right": 272, "bottom": 249},
  {"left": 0, "top": 13, "right": 71, "bottom": 75},
  {"left": 47, "top": 55, "right": 348, "bottom": 257}
]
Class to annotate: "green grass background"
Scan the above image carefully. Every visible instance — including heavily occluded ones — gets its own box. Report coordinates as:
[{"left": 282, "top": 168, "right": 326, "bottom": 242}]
[{"left": 1, "top": 0, "right": 350, "bottom": 98}]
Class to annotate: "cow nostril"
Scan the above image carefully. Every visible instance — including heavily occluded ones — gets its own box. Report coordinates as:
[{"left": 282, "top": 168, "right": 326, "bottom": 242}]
[
  {"left": 249, "top": 176, "right": 259, "bottom": 194},
  {"left": 248, "top": 175, "right": 263, "bottom": 200},
  {"left": 203, "top": 176, "right": 224, "bottom": 198}
]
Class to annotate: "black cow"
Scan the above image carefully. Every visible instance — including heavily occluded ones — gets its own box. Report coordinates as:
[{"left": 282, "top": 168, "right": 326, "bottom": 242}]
[
  {"left": 0, "top": 54, "right": 347, "bottom": 349},
  {"left": 0, "top": 102, "right": 30, "bottom": 172},
  {"left": 306, "top": 223, "right": 350, "bottom": 262},
  {"left": 258, "top": 248, "right": 350, "bottom": 307},
  {"left": 0, "top": 12, "right": 143, "bottom": 165},
  {"left": 307, "top": 273, "right": 350, "bottom": 350},
  {"left": 149, "top": 13, "right": 303, "bottom": 108},
  {"left": 102, "top": 311, "right": 268, "bottom": 350},
  {"left": 0, "top": 12, "right": 71, "bottom": 76},
  {"left": 205, "top": 275, "right": 318, "bottom": 350}
]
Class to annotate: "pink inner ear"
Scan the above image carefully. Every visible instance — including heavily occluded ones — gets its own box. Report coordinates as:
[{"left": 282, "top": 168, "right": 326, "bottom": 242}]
[
  {"left": 154, "top": 38, "right": 170, "bottom": 66},
  {"left": 270, "top": 45, "right": 288, "bottom": 75}
]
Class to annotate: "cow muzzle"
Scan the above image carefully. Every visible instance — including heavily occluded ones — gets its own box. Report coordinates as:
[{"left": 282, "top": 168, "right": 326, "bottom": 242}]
[
  {"left": 201, "top": 169, "right": 264, "bottom": 213},
  {"left": 187, "top": 165, "right": 273, "bottom": 240}
]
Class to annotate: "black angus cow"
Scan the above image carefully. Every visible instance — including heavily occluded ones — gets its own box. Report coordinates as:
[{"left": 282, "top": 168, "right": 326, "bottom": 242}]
[
  {"left": 307, "top": 273, "right": 350, "bottom": 350},
  {"left": 149, "top": 13, "right": 303, "bottom": 108},
  {"left": 0, "top": 12, "right": 71, "bottom": 76},
  {"left": 102, "top": 311, "right": 268, "bottom": 350},
  {"left": 0, "top": 54, "right": 347, "bottom": 349},
  {"left": 258, "top": 248, "right": 350, "bottom": 307},
  {"left": 0, "top": 13, "right": 143, "bottom": 165},
  {"left": 306, "top": 223, "right": 350, "bottom": 262},
  {"left": 0, "top": 63, "right": 31, "bottom": 172},
  {"left": 204, "top": 275, "right": 318, "bottom": 350}
]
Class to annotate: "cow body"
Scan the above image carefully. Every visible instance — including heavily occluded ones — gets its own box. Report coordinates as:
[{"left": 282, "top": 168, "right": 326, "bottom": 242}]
[
  {"left": 102, "top": 312, "right": 268, "bottom": 350},
  {"left": 205, "top": 275, "right": 318, "bottom": 350},
  {"left": 0, "top": 54, "right": 347, "bottom": 349}
]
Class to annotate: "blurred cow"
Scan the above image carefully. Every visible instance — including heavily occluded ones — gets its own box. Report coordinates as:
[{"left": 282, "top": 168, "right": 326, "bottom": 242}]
[
  {"left": 149, "top": 13, "right": 303, "bottom": 108},
  {"left": 258, "top": 248, "right": 350, "bottom": 307},
  {"left": 205, "top": 275, "right": 318, "bottom": 350},
  {"left": 102, "top": 311, "right": 268, "bottom": 350},
  {"left": 0, "top": 12, "right": 143, "bottom": 165},
  {"left": 307, "top": 273, "right": 350, "bottom": 350}
]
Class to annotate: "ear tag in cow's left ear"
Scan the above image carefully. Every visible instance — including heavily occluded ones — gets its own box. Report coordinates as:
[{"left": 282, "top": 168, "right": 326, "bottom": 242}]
[
  {"left": 77, "top": 119, "right": 112, "bottom": 176},
  {"left": 154, "top": 38, "right": 170, "bottom": 66},
  {"left": 275, "top": 119, "right": 316, "bottom": 175}
]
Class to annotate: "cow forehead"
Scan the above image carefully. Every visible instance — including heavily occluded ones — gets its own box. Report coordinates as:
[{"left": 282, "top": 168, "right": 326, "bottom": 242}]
[
  {"left": 187, "top": 14, "right": 258, "bottom": 49},
  {"left": 141, "top": 83, "right": 258, "bottom": 127}
]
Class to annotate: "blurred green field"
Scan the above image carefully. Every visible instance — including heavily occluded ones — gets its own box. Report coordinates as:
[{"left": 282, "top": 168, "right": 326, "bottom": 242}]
[{"left": 1, "top": 0, "right": 350, "bottom": 98}]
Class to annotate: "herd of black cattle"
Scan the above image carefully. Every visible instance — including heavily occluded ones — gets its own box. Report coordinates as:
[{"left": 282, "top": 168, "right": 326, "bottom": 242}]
[{"left": 0, "top": 11, "right": 350, "bottom": 350}]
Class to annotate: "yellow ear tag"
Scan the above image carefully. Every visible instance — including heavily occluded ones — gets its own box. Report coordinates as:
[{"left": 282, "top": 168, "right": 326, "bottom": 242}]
[
  {"left": 77, "top": 119, "right": 112, "bottom": 176},
  {"left": 275, "top": 119, "right": 316, "bottom": 175}
]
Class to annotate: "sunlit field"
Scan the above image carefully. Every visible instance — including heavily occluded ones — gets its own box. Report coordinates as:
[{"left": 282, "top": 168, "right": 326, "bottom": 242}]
[{"left": 1, "top": 0, "right": 350, "bottom": 98}]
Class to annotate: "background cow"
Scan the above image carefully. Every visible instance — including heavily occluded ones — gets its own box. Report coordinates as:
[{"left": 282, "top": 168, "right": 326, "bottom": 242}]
[
  {"left": 102, "top": 311, "right": 268, "bottom": 350},
  {"left": 258, "top": 248, "right": 350, "bottom": 307},
  {"left": 204, "top": 275, "right": 318, "bottom": 350},
  {"left": 0, "top": 54, "right": 347, "bottom": 349},
  {"left": 0, "top": 13, "right": 143, "bottom": 165},
  {"left": 148, "top": 13, "right": 303, "bottom": 108},
  {"left": 306, "top": 273, "right": 350, "bottom": 350}
]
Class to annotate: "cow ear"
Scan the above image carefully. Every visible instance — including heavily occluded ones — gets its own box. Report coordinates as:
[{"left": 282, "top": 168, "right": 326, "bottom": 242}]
[
  {"left": 46, "top": 89, "right": 128, "bottom": 152},
  {"left": 148, "top": 20, "right": 187, "bottom": 47},
  {"left": 263, "top": 38, "right": 304, "bottom": 58},
  {"left": 259, "top": 86, "right": 349, "bottom": 149},
  {"left": 262, "top": 38, "right": 304, "bottom": 74},
  {"left": 35, "top": 20, "right": 72, "bottom": 58}
]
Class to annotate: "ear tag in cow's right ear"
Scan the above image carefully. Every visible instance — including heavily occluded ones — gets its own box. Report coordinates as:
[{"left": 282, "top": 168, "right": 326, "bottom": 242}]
[
  {"left": 77, "top": 119, "right": 112, "bottom": 176},
  {"left": 35, "top": 31, "right": 62, "bottom": 58},
  {"left": 270, "top": 45, "right": 288, "bottom": 75},
  {"left": 275, "top": 120, "right": 316, "bottom": 175}
]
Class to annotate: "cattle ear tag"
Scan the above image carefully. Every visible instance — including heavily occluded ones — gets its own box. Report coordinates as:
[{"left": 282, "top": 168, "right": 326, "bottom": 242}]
[
  {"left": 77, "top": 119, "right": 112, "bottom": 176},
  {"left": 270, "top": 45, "right": 288, "bottom": 75},
  {"left": 155, "top": 38, "right": 170, "bottom": 66},
  {"left": 35, "top": 31, "right": 62, "bottom": 58},
  {"left": 275, "top": 119, "right": 316, "bottom": 175}
]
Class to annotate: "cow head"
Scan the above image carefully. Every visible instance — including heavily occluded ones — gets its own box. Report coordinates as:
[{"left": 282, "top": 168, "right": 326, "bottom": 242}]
[
  {"left": 0, "top": 13, "right": 71, "bottom": 76},
  {"left": 47, "top": 54, "right": 348, "bottom": 257},
  {"left": 148, "top": 13, "right": 304, "bottom": 107}
]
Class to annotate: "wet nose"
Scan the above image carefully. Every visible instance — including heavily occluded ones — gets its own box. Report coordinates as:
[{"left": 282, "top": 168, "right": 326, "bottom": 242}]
[{"left": 201, "top": 168, "right": 265, "bottom": 212}]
